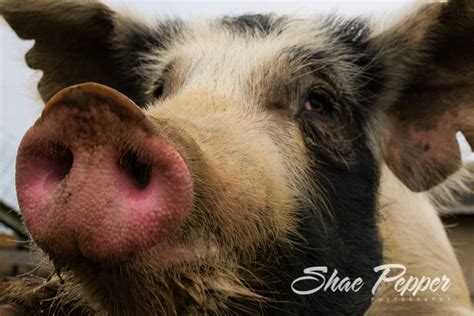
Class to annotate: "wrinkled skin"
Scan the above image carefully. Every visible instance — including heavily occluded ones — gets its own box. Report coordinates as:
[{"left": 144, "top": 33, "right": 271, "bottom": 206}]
[{"left": 0, "top": 0, "right": 473, "bottom": 315}]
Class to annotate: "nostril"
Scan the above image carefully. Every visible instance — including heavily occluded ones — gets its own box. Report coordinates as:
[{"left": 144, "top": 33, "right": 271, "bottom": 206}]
[
  {"left": 118, "top": 151, "right": 152, "bottom": 190},
  {"left": 48, "top": 144, "right": 74, "bottom": 181},
  {"left": 17, "top": 143, "right": 74, "bottom": 199}
]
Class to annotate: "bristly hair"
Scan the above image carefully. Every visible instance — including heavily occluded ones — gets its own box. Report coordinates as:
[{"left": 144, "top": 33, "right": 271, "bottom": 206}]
[
  {"left": 111, "top": 17, "right": 187, "bottom": 106},
  {"left": 324, "top": 15, "right": 387, "bottom": 98},
  {"left": 220, "top": 14, "right": 286, "bottom": 37},
  {"left": 429, "top": 163, "right": 474, "bottom": 214}
]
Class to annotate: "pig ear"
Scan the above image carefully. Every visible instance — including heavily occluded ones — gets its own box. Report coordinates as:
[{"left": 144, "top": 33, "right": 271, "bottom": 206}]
[
  {"left": 373, "top": 0, "right": 474, "bottom": 192},
  {"left": 0, "top": 0, "right": 144, "bottom": 104}
]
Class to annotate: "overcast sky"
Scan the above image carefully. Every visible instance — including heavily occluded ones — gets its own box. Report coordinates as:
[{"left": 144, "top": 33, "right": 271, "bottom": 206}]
[{"left": 0, "top": 1, "right": 472, "bottom": 217}]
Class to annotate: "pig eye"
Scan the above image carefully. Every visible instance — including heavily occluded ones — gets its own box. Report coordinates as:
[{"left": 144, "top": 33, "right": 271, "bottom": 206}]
[
  {"left": 302, "top": 91, "right": 334, "bottom": 115},
  {"left": 152, "top": 81, "right": 165, "bottom": 99}
]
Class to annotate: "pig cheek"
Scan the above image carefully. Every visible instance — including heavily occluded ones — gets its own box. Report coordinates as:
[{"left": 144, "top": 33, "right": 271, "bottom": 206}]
[{"left": 210, "top": 168, "right": 283, "bottom": 250}]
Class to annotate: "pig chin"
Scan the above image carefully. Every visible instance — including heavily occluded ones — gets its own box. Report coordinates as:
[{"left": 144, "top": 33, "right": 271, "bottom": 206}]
[{"left": 61, "top": 248, "right": 259, "bottom": 315}]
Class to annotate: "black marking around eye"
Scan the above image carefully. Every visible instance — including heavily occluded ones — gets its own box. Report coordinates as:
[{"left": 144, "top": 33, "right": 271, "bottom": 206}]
[{"left": 221, "top": 14, "right": 285, "bottom": 36}]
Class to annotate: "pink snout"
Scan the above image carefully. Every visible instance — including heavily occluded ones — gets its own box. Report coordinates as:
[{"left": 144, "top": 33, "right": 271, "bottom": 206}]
[{"left": 16, "top": 83, "right": 193, "bottom": 262}]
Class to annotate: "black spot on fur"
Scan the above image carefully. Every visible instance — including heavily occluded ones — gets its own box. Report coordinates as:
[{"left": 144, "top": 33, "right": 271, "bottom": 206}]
[
  {"left": 124, "top": 19, "right": 184, "bottom": 53},
  {"left": 254, "top": 134, "right": 382, "bottom": 315},
  {"left": 115, "top": 19, "right": 184, "bottom": 106},
  {"left": 221, "top": 14, "right": 284, "bottom": 36},
  {"left": 245, "top": 65, "right": 383, "bottom": 312}
]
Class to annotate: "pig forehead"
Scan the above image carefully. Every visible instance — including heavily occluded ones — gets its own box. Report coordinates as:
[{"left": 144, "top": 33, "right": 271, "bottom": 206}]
[{"left": 165, "top": 17, "right": 343, "bottom": 86}]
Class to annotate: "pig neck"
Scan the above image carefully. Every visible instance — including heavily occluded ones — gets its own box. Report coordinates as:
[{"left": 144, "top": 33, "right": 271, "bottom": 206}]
[{"left": 371, "top": 165, "right": 471, "bottom": 313}]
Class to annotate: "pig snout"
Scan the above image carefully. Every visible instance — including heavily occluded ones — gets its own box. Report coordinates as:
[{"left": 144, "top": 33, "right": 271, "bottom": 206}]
[{"left": 15, "top": 83, "right": 193, "bottom": 262}]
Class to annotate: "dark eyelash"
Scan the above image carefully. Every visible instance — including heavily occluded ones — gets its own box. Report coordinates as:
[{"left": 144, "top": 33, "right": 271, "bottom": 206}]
[{"left": 153, "top": 80, "right": 165, "bottom": 99}]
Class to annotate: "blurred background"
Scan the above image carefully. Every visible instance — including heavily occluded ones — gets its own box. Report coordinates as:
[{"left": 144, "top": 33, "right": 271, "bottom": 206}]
[{"left": 0, "top": 0, "right": 472, "bottom": 298}]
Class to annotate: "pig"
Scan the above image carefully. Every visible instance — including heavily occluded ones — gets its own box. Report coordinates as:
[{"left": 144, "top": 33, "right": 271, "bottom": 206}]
[{"left": 0, "top": 0, "right": 473, "bottom": 315}]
